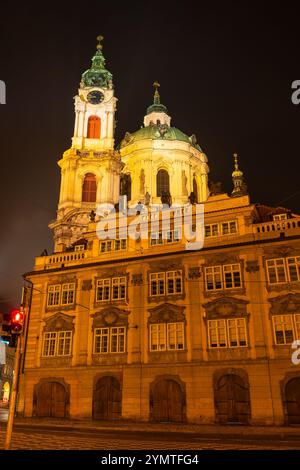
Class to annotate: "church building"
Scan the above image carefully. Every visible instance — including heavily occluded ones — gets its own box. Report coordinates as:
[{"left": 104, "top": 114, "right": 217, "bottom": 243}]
[{"left": 18, "top": 38, "right": 300, "bottom": 425}]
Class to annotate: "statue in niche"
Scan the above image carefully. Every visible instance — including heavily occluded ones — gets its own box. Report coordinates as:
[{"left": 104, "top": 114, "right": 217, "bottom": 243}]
[
  {"left": 140, "top": 169, "right": 145, "bottom": 194},
  {"left": 182, "top": 170, "right": 188, "bottom": 195},
  {"left": 145, "top": 192, "right": 151, "bottom": 206}
]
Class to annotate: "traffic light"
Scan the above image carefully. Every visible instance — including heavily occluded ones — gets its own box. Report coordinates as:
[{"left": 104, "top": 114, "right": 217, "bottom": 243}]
[{"left": 10, "top": 308, "right": 24, "bottom": 335}]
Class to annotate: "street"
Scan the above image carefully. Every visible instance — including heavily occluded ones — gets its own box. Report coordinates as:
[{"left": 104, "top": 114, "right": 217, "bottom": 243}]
[{"left": 1, "top": 424, "right": 300, "bottom": 450}]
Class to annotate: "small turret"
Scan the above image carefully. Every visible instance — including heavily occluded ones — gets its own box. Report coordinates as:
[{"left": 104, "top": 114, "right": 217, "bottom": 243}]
[{"left": 231, "top": 153, "right": 248, "bottom": 197}]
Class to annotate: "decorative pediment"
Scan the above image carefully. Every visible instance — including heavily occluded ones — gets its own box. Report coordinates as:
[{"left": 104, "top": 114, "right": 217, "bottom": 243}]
[
  {"left": 269, "top": 293, "right": 300, "bottom": 315},
  {"left": 204, "top": 253, "right": 239, "bottom": 266},
  {"left": 44, "top": 312, "right": 75, "bottom": 332},
  {"left": 92, "top": 306, "right": 130, "bottom": 328},
  {"left": 148, "top": 303, "right": 185, "bottom": 324},
  {"left": 203, "top": 297, "right": 249, "bottom": 320},
  {"left": 96, "top": 270, "right": 127, "bottom": 279},
  {"left": 263, "top": 245, "right": 295, "bottom": 258},
  {"left": 149, "top": 260, "right": 183, "bottom": 272}
]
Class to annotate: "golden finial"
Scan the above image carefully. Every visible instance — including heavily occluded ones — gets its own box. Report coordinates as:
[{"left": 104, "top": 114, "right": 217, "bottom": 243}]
[
  {"left": 153, "top": 81, "right": 160, "bottom": 103},
  {"left": 233, "top": 153, "right": 239, "bottom": 171},
  {"left": 97, "top": 35, "right": 104, "bottom": 50}
]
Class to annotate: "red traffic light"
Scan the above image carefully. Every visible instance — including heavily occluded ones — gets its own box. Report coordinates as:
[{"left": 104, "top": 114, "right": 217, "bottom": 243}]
[{"left": 10, "top": 308, "right": 24, "bottom": 334}]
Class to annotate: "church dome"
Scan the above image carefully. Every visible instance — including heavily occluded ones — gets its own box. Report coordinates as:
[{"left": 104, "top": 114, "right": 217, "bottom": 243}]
[{"left": 120, "top": 124, "right": 202, "bottom": 151}]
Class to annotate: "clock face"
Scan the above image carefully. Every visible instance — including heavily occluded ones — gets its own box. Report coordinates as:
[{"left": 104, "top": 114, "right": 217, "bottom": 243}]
[{"left": 87, "top": 90, "right": 104, "bottom": 105}]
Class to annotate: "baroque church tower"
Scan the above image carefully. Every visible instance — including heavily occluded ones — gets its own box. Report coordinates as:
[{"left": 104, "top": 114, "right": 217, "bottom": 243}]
[{"left": 50, "top": 37, "right": 122, "bottom": 251}]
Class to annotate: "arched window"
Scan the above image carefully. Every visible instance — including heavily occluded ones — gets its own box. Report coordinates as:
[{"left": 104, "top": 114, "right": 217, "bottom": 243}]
[
  {"left": 193, "top": 177, "right": 198, "bottom": 203},
  {"left": 156, "top": 169, "right": 170, "bottom": 197},
  {"left": 82, "top": 173, "right": 97, "bottom": 202},
  {"left": 87, "top": 116, "right": 101, "bottom": 138}
]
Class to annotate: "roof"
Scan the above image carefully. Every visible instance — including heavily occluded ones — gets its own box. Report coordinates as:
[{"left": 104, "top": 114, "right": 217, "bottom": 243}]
[{"left": 120, "top": 124, "right": 202, "bottom": 151}]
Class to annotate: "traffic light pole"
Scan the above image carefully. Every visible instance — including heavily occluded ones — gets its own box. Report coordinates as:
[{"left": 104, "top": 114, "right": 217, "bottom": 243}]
[{"left": 4, "top": 334, "right": 21, "bottom": 450}]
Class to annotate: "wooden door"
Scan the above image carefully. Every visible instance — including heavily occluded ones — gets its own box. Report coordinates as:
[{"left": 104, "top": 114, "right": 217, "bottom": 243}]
[
  {"left": 152, "top": 379, "right": 184, "bottom": 423},
  {"left": 36, "top": 382, "right": 66, "bottom": 418},
  {"left": 286, "top": 378, "right": 300, "bottom": 425},
  {"left": 93, "top": 376, "right": 122, "bottom": 420},
  {"left": 215, "top": 374, "right": 250, "bottom": 424}
]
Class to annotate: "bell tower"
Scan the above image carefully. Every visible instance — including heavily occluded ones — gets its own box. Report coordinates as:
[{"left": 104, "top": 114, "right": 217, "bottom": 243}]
[{"left": 50, "top": 37, "right": 122, "bottom": 252}]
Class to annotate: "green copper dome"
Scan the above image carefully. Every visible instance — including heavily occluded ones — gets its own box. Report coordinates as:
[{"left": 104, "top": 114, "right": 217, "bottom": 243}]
[
  {"left": 120, "top": 124, "right": 202, "bottom": 151},
  {"left": 81, "top": 36, "right": 113, "bottom": 88}
]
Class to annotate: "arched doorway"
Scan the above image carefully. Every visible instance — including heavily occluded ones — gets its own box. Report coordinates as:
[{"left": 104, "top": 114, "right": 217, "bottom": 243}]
[
  {"left": 87, "top": 115, "right": 101, "bottom": 138},
  {"left": 156, "top": 169, "right": 170, "bottom": 197},
  {"left": 215, "top": 374, "right": 250, "bottom": 424},
  {"left": 285, "top": 378, "right": 300, "bottom": 424},
  {"left": 36, "top": 381, "right": 67, "bottom": 418},
  {"left": 2, "top": 382, "right": 10, "bottom": 404},
  {"left": 151, "top": 379, "right": 185, "bottom": 423},
  {"left": 93, "top": 376, "right": 122, "bottom": 420}
]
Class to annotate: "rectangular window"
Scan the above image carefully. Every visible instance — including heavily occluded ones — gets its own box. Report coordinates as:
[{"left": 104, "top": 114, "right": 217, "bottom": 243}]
[
  {"left": 150, "top": 271, "right": 182, "bottom": 296},
  {"left": 287, "top": 257, "right": 300, "bottom": 283},
  {"left": 205, "top": 266, "right": 223, "bottom": 291},
  {"left": 94, "top": 327, "right": 126, "bottom": 354},
  {"left": 42, "top": 331, "right": 72, "bottom": 357},
  {"left": 208, "top": 318, "right": 247, "bottom": 348},
  {"left": 100, "top": 240, "right": 113, "bottom": 253},
  {"left": 221, "top": 221, "right": 237, "bottom": 235},
  {"left": 47, "top": 285, "right": 61, "bottom": 307},
  {"left": 150, "top": 232, "right": 163, "bottom": 246},
  {"left": 273, "top": 214, "right": 287, "bottom": 221},
  {"left": 266, "top": 259, "right": 287, "bottom": 284},
  {"left": 115, "top": 239, "right": 127, "bottom": 251},
  {"left": 223, "top": 264, "right": 241, "bottom": 289},
  {"left": 150, "top": 272, "right": 165, "bottom": 296},
  {"left": 112, "top": 277, "right": 126, "bottom": 300},
  {"left": 273, "top": 315, "right": 295, "bottom": 345},
  {"left": 96, "top": 279, "right": 111, "bottom": 302},
  {"left": 94, "top": 328, "right": 109, "bottom": 354},
  {"left": 74, "top": 244, "right": 85, "bottom": 251},
  {"left": 150, "top": 322, "right": 185, "bottom": 351},
  {"left": 166, "top": 271, "right": 182, "bottom": 294},
  {"left": 205, "top": 224, "right": 219, "bottom": 238},
  {"left": 61, "top": 283, "right": 75, "bottom": 306}
]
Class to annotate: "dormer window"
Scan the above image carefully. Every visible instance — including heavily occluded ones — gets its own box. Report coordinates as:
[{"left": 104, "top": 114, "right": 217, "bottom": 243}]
[
  {"left": 74, "top": 245, "right": 85, "bottom": 252},
  {"left": 273, "top": 214, "right": 288, "bottom": 221}
]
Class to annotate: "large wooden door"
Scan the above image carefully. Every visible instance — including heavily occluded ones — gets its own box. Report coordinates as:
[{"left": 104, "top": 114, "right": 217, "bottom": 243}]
[
  {"left": 152, "top": 379, "right": 184, "bottom": 423},
  {"left": 36, "top": 382, "right": 67, "bottom": 418},
  {"left": 286, "top": 378, "right": 300, "bottom": 424},
  {"left": 215, "top": 374, "right": 250, "bottom": 424},
  {"left": 93, "top": 376, "right": 122, "bottom": 420}
]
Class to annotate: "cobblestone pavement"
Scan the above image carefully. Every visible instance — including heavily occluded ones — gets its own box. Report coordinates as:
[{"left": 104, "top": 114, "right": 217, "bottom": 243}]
[{"left": 1, "top": 426, "right": 300, "bottom": 450}]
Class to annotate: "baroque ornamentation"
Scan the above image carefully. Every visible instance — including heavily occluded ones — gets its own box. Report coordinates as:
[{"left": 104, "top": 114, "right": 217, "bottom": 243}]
[
  {"left": 269, "top": 293, "right": 300, "bottom": 315},
  {"left": 204, "top": 253, "right": 239, "bottom": 266},
  {"left": 245, "top": 260, "right": 260, "bottom": 273},
  {"left": 263, "top": 245, "right": 295, "bottom": 258},
  {"left": 188, "top": 267, "right": 201, "bottom": 279},
  {"left": 92, "top": 306, "right": 129, "bottom": 328},
  {"left": 44, "top": 312, "right": 75, "bottom": 332},
  {"left": 148, "top": 303, "right": 185, "bottom": 324},
  {"left": 203, "top": 297, "right": 249, "bottom": 320},
  {"left": 131, "top": 273, "right": 143, "bottom": 286}
]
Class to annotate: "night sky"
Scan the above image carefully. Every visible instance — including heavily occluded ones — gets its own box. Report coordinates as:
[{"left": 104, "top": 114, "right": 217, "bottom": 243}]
[{"left": 0, "top": 1, "right": 300, "bottom": 310}]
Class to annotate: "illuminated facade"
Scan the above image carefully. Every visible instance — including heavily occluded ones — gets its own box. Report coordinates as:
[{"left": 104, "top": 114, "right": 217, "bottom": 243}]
[{"left": 18, "top": 40, "right": 300, "bottom": 425}]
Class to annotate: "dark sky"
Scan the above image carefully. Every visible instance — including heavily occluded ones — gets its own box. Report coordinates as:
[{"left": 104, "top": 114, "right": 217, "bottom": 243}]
[{"left": 0, "top": 1, "right": 300, "bottom": 310}]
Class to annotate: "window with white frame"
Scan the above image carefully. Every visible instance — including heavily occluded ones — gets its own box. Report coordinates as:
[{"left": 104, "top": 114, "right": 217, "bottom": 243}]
[
  {"left": 205, "top": 224, "right": 219, "bottom": 238},
  {"left": 208, "top": 318, "right": 247, "bottom": 348},
  {"left": 96, "top": 277, "right": 126, "bottom": 302},
  {"left": 205, "top": 221, "right": 238, "bottom": 238},
  {"left": 47, "top": 283, "right": 75, "bottom": 307},
  {"left": 42, "top": 331, "right": 72, "bottom": 357},
  {"left": 150, "top": 229, "right": 181, "bottom": 246},
  {"left": 150, "top": 322, "right": 185, "bottom": 351},
  {"left": 205, "top": 264, "right": 242, "bottom": 291},
  {"left": 74, "top": 244, "right": 85, "bottom": 251},
  {"left": 94, "top": 326, "right": 126, "bottom": 353},
  {"left": 273, "top": 214, "right": 288, "bottom": 221},
  {"left": 100, "top": 239, "right": 127, "bottom": 253},
  {"left": 266, "top": 257, "right": 300, "bottom": 285},
  {"left": 221, "top": 221, "right": 238, "bottom": 235},
  {"left": 150, "top": 271, "right": 183, "bottom": 297},
  {"left": 272, "top": 314, "right": 300, "bottom": 345}
]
